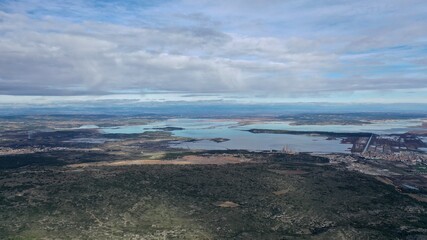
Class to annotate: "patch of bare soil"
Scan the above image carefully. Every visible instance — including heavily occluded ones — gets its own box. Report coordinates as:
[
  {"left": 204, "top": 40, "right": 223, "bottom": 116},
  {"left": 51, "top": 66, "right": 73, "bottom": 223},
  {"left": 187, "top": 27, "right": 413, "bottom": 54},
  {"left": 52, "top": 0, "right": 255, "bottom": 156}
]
[
  {"left": 273, "top": 189, "right": 289, "bottom": 196},
  {"left": 68, "top": 155, "right": 250, "bottom": 168},
  {"left": 407, "top": 194, "right": 427, "bottom": 203},
  {"left": 69, "top": 160, "right": 191, "bottom": 168},
  {"left": 375, "top": 176, "right": 394, "bottom": 186},
  {"left": 213, "top": 201, "right": 239, "bottom": 208},
  {"left": 179, "top": 155, "right": 250, "bottom": 165}
]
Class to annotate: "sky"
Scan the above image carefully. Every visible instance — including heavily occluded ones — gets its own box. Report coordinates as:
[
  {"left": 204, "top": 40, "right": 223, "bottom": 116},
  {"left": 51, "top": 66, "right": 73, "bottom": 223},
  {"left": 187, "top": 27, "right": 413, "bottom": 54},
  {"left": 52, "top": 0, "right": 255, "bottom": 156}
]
[{"left": 0, "top": 0, "right": 427, "bottom": 105}]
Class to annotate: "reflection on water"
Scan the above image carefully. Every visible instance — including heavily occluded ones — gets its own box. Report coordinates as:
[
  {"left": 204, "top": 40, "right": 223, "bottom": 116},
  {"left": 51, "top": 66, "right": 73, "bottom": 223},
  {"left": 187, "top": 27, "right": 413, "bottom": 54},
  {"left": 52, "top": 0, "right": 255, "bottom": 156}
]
[
  {"left": 171, "top": 133, "right": 352, "bottom": 153},
  {"left": 100, "top": 118, "right": 425, "bottom": 153}
]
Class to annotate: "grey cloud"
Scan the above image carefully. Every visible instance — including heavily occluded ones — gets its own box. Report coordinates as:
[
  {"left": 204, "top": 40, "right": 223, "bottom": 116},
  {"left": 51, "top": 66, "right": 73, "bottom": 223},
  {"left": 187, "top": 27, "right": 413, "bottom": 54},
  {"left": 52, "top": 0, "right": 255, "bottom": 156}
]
[{"left": 0, "top": 0, "right": 426, "bottom": 96}]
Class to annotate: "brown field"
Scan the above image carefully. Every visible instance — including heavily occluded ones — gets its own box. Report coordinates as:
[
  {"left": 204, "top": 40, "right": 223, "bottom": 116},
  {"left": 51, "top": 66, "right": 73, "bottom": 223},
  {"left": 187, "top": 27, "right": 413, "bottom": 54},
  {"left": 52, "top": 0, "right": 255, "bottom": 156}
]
[
  {"left": 214, "top": 201, "right": 240, "bottom": 208},
  {"left": 68, "top": 154, "right": 251, "bottom": 168}
]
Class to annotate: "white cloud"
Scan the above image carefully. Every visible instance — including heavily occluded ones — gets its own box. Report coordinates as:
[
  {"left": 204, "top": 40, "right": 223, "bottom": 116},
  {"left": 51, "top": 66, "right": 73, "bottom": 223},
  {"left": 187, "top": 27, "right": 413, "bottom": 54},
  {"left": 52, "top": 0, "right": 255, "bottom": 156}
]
[{"left": 0, "top": 0, "right": 426, "bottom": 99}]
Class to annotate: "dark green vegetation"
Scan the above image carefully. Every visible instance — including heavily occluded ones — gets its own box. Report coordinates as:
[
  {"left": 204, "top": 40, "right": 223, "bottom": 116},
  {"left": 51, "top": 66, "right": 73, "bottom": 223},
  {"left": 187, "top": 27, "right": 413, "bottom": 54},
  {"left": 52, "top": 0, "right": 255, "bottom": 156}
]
[
  {"left": 1, "top": 154, "right": 427, "bottom": 239},
  {"left": 1, "top": 114, "right": 427, "bottom": 239},
  {"left": 0, "top": 153, "right": 64, "bottom": 169},
  {"left": 0, "top": 151, "right": 123, "bottom": 169}
]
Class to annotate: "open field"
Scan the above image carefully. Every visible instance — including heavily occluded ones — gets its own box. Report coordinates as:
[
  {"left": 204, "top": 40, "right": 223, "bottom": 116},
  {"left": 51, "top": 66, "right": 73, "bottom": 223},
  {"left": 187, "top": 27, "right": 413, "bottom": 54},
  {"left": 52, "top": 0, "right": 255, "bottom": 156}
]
[{"left": 68, "top": 154, "right": 251, "bottom": 167}]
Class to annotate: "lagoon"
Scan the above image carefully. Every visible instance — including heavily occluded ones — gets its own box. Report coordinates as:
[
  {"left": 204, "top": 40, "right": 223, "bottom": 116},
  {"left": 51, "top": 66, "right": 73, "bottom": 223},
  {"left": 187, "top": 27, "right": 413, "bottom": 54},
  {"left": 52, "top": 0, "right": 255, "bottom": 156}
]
[{"left": 98, "top": 118, "right": 425, "bottom": 153}]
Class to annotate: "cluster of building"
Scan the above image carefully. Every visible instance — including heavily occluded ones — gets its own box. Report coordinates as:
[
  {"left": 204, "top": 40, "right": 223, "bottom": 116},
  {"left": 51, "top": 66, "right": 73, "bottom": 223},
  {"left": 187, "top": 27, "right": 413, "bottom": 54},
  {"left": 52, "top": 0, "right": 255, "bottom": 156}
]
[
  {"left": 361, "top": 150, "right": 427, "bottom": 164},
  {"left": 349, "top": 134, "right": 427, "bottom": 164},
  {"left": 300, "top": 133, "right": 427, "bottom": 165}
]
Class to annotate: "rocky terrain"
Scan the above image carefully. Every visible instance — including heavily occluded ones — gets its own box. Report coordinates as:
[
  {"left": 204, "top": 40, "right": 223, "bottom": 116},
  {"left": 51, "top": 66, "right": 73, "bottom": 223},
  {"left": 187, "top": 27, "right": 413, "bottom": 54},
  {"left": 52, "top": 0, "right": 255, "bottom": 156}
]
[{"left": 1, "top": 152, "right": 427, "bottom": 239}]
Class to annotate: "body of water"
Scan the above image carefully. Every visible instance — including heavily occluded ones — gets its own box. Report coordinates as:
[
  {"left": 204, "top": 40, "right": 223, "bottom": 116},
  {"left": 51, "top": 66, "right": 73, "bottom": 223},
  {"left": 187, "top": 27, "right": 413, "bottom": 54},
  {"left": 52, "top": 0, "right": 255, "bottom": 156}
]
[{"left": 98, "top": 118, "right": 426, "bottom": 153}]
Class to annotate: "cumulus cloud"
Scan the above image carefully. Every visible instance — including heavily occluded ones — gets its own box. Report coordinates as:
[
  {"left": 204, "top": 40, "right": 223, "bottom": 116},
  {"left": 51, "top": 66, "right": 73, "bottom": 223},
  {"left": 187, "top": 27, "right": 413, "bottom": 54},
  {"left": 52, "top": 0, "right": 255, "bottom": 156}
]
[{"left": 0, "top": 0, "right": 426, "bottom": 97}]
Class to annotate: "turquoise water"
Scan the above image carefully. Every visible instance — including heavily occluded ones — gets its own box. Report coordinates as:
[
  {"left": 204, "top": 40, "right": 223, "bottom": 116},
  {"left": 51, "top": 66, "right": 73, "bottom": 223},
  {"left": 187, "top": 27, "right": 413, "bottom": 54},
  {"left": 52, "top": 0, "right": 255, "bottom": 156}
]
[
  {"left": 97, "top": 118, "right": 425, "bottom": 153},
  {"left": 171, "top": 132, "right": 351, "bottom": 153}
]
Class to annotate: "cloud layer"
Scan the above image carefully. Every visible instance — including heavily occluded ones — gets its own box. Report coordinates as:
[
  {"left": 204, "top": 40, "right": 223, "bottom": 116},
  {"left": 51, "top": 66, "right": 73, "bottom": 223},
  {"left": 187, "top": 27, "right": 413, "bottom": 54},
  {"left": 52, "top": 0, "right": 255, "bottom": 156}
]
[{"left": 0, "top": 0, "right": 427, "bottom": 97}]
